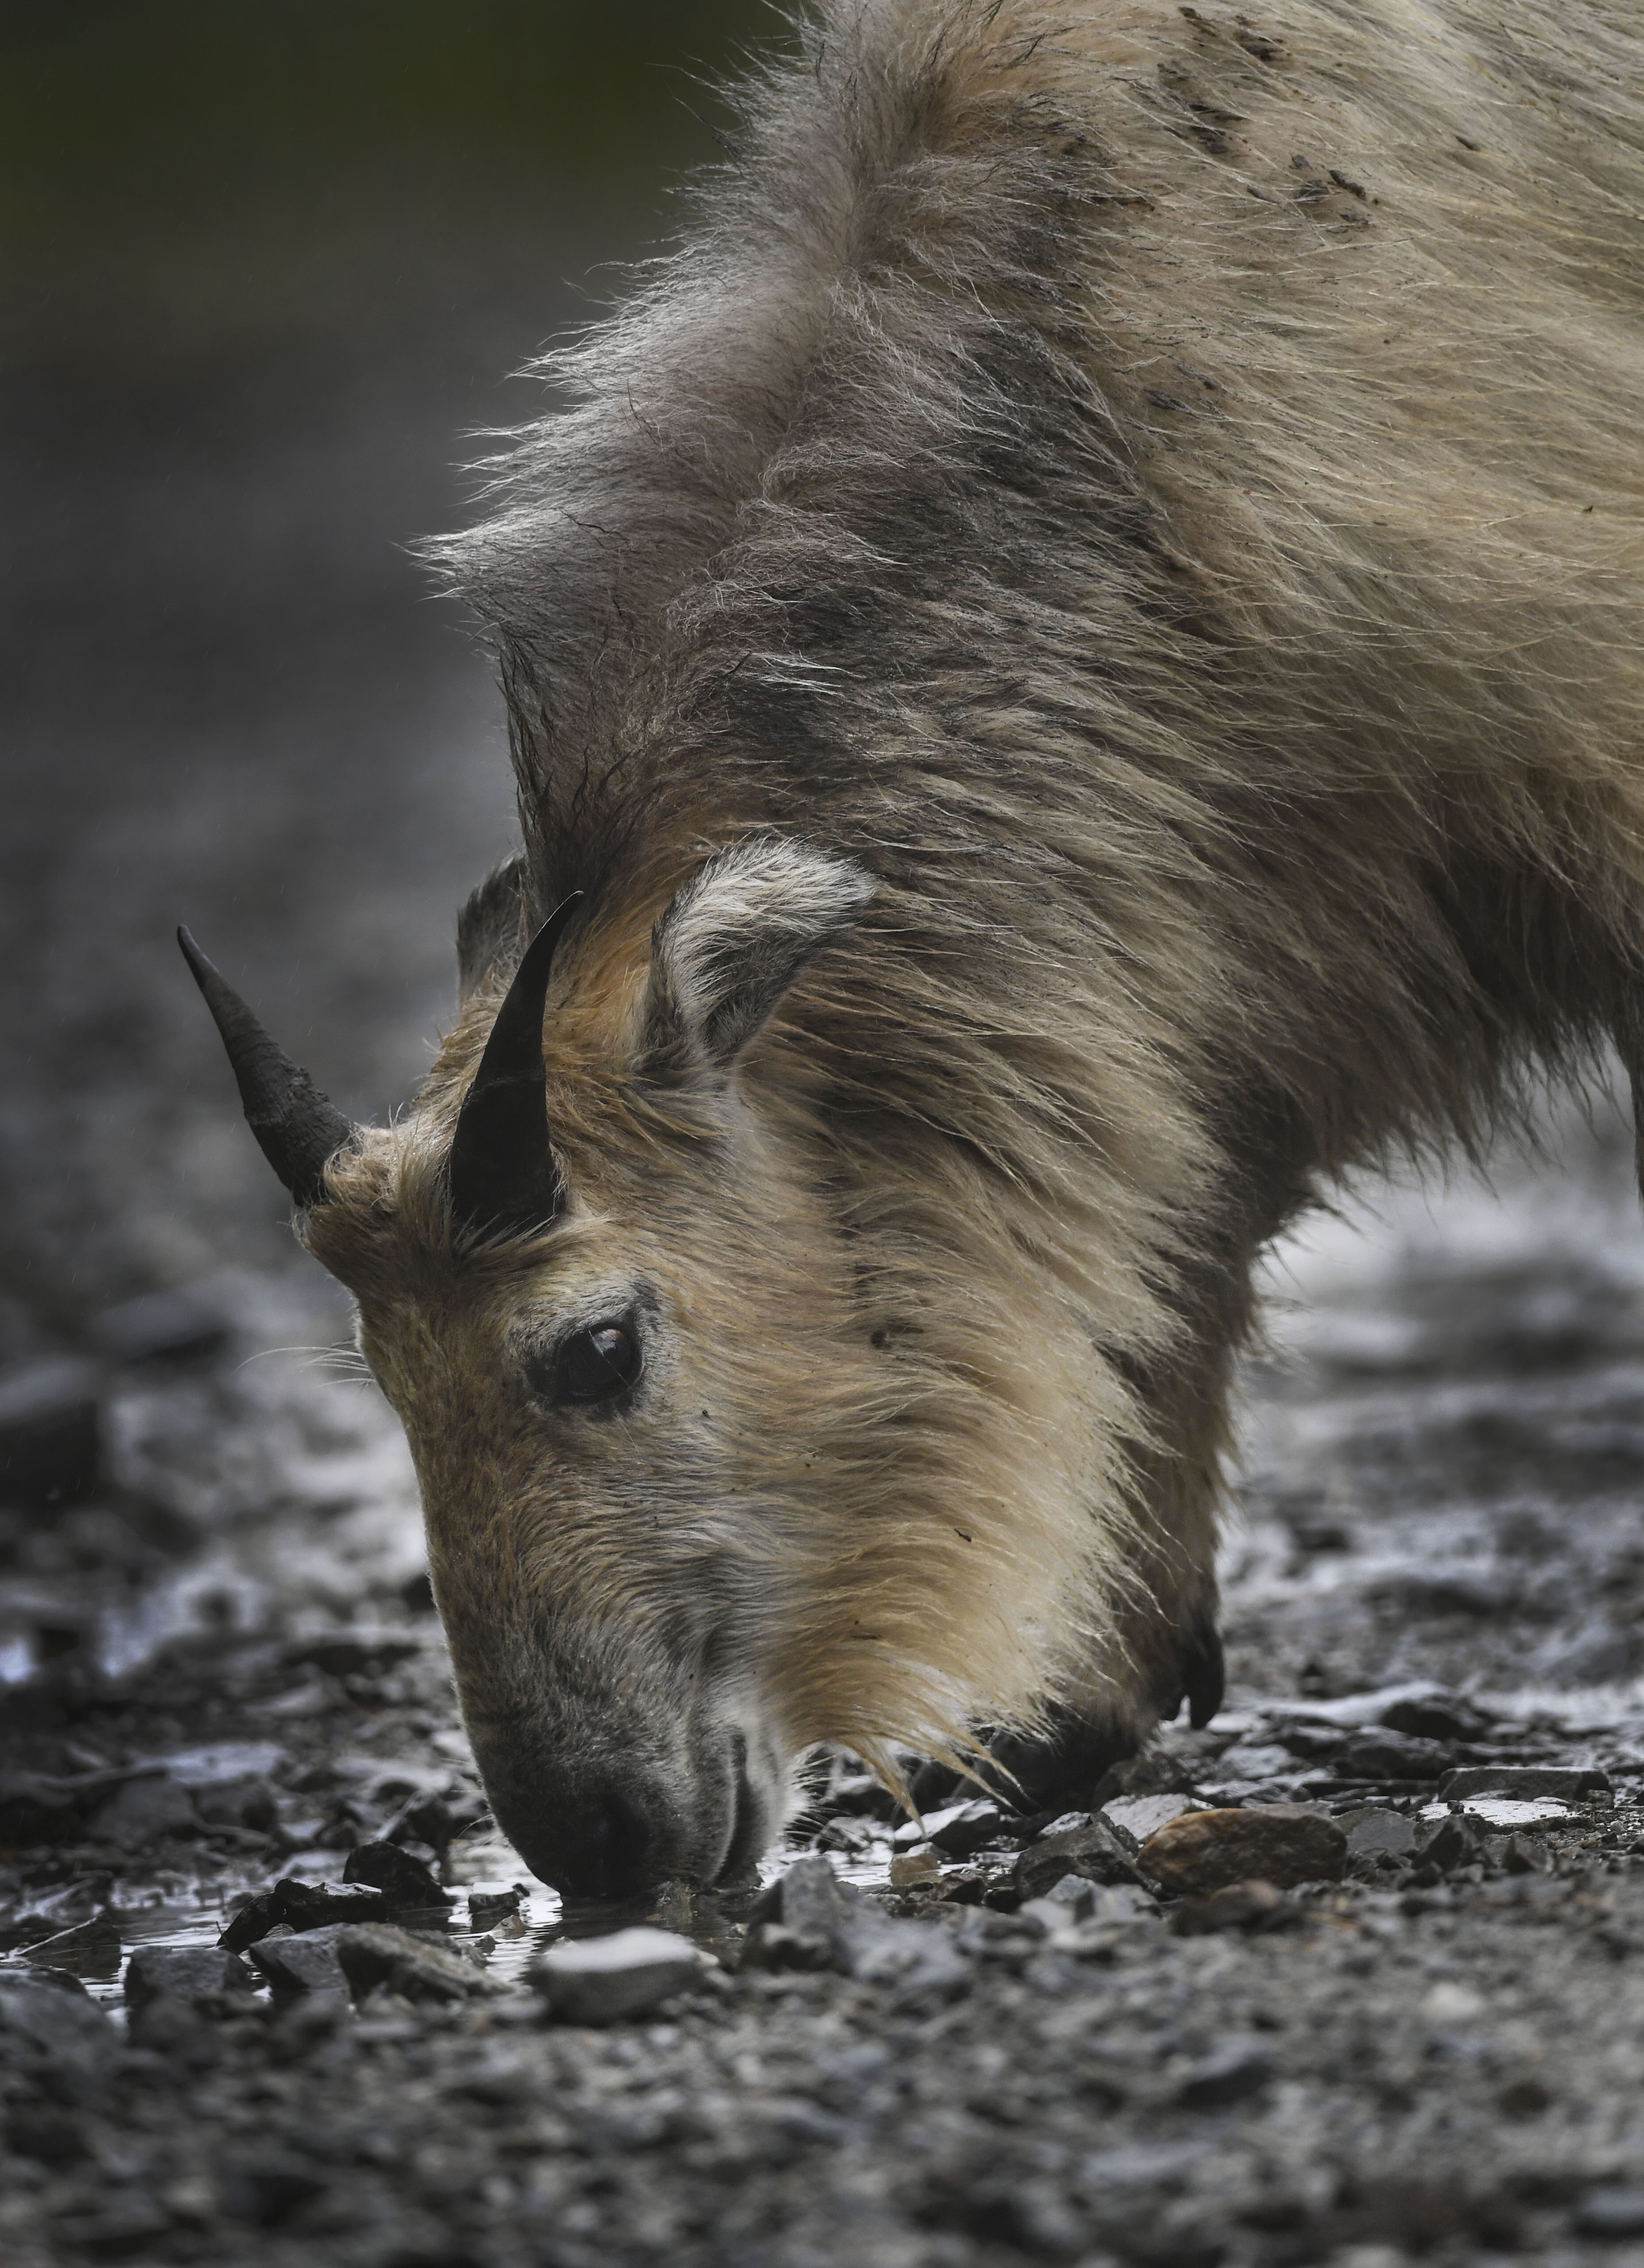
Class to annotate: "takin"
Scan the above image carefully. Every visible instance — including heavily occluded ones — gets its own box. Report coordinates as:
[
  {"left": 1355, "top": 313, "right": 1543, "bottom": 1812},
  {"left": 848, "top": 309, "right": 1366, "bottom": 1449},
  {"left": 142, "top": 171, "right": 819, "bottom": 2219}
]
[{"left": 182, "top": 0, "right": 1644, "bottom": 1900}]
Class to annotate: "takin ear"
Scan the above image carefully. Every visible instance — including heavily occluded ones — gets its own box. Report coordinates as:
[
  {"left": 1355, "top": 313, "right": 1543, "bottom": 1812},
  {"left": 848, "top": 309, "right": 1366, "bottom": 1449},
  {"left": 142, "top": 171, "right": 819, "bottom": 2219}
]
[
  {"left": 641, "top": 839, "right": 876, "bottom": 1076},
  {"left": 455, "top": 855, "right": 531, "bottom": 1005}
]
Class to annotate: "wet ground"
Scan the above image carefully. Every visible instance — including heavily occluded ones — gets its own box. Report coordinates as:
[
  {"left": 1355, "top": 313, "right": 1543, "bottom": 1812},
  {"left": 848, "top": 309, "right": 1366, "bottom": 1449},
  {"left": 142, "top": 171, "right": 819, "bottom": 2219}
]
[{"left": 7, "top": 223, "right": 1644, "bottom": 2268}]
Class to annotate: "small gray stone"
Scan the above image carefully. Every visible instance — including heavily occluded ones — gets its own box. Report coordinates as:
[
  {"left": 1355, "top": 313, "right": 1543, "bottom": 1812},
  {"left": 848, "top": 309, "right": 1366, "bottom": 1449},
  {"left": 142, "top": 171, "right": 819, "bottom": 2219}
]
[
  {"left": 531, "top": 1927, "right": 702, "bottom": 2024},
  {"left": 1177, "top": 2038, "right": 1274, "bottom": 2106},
  {"left": 1439, "top": 1764, "right": 1610, "bottom": 1801},
  {"left": 742, "top": 1856, "right": 859, "bottom": 1973},
  {"left": 247, "top": 1924, "right": 350, "bottom": 1997},
  {"left": 124, "top": 1944, "right": 252, "bottom": 2006},
  {"left": 1016, "top": 1814, "right": 1144, "bottom": 1900},
  {"left": 274, "top": 1877, "right": 388, "bottom": 1930},
  {"left": 1334, "top": 1728, "right": 1452, "bottom": 1781},
  {"left": 1018, "top": 1874, "right": 1096, "bottom": 1933},
  {"left": 1340, "top": 1807, "right": 1418, "bottom": 1861},
  {"left": 336, "top": 1922, "right": 492, "bottom": 2005}
]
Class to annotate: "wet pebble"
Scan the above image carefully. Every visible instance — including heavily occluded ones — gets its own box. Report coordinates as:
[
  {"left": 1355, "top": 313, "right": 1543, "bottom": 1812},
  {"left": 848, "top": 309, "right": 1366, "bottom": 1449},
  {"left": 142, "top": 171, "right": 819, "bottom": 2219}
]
[
  {"left": 531, "top": 1926, "right": 703, "bottom": 2024},
  {"left": 342, "top": 1837, "right": 453, "bottom": 1913},
  {"left": 125, "top": 1943, "right": 252, "bottom": 2005},
  {"left": 246, "top": 1924, "right": 349, "bottom": 1998},
  {"left": 336, "top": 1921, "right": 493, "bottom": 2005}
]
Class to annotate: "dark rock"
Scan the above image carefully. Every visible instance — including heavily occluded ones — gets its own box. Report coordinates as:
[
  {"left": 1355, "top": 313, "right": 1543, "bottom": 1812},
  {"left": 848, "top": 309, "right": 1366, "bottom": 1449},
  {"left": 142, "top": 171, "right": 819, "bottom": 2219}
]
[
  {"left": 1439, "top": 1764, "right": 1611, "bottom": 1800},
  {"left": 1574, "top": 2189, "right": 1644, "bottom": 2238},
  {"left": 531, "top": 1926, "right": 702, "bottom": 2023},
  {"left": 1140, "top": 1807, "right": 1346, "bottom": 1894},
  {"left": 1338, "top": 1807, "right": 1418, "bottom": 1864},
  {"left": 1334, "top": 1728, "right": 1452, "bottom": 1781},
  {"left": 399, "top": 1569, "right": 437, "bottom": 1614},
  {"left": 274, "top": 1876, "right": 388, "bottom": 1930},
  {"left": 21, "top": 1910, "right": 120, "bottom": 1978},
  {"left": 1415, "top": 1812, "right": 1485, "bottom": 1872},
  {"left": 742, "top": 1855, "right": 860, "bottom": 1973},
  {"left": 1177, "top": 2038, "right": 1274, "bottom": 2106},
  {"left": 336, "top": 1921, "right": 492, "bottom": 2004},
  {"left": 924, "top": 1798, "right": 1005, "bottom": 1856},
  {"left": 0, "top": 1357, "right": 101, "bottom": 1508},
  {"left": 0, "top": 1973, "right": 120, "bottom": 2100},
  {"left": 467, "top": 1886, "right": 523, "bottom": 1929},
  {"left": 1501, "top": 1834, "right": 1549, "bottom": 1875},
  {"left": 219, "top": 1888, "right": 284, "bottom": 1952},
  {"left": 344, "top": 1837, "right": 454, "bottom": 1911},
  {"left": 89, "top": 1773, "right": 198, "bottom": 1846},
  {"left": 248, "top": 1924, "right": 350, "bottom": 1997},
  {"left": 90, "top": 1289, "right": 228, "bottom": 1366},
  {"left": 1171, "top": 1880, "right": 1295, "bottom": 1936},
  {"left": 389, "top": 1790, "right": 489, "bottom": 1851},
  {"left": 125, "top": 1943, "right": 252, "bottom": 2007},
  {"left": 1015, "top": 1814, "right": 1145, "bottom": 1900},
  {"left": 1018, "top": 1872, "right": 1096, "bottom": 1930},
  {"left": 1379, "top": 1693, "right": 1497, "bottom": 1744},
  {"left": 1272, "top": 1721, "right": 1348, "bottom": 1763}
]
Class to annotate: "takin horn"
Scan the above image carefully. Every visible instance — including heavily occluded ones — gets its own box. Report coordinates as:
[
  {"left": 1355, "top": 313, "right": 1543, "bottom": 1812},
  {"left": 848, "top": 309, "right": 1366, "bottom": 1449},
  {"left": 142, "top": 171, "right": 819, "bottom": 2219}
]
[
  {"left": 177, "top": 928, "right": 357, "bottom": 1208},
  {"left": 447, "top": 892, "right": 585, "bottom": 1238}
]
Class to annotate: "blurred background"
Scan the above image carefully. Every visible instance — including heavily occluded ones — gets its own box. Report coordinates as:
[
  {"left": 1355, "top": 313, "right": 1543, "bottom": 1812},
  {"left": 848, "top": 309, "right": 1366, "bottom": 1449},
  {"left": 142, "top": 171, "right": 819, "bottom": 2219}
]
[{"left": 0, "top": 0, "right": 777, "bottom": 1345}]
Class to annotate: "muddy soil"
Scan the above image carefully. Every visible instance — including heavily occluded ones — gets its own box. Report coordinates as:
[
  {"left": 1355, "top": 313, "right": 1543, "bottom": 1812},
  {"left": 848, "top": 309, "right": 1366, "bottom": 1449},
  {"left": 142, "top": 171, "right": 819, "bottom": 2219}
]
[{"left": 6, "top": 263, "right": 1644, "bottom": 2268}]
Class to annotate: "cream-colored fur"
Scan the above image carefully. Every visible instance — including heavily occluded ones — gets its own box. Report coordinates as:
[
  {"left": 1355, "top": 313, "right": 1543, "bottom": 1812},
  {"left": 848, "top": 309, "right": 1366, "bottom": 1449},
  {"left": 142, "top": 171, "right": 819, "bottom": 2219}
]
[{"left": 298, "top": 0, "right": 1642, "bottom": 1853}]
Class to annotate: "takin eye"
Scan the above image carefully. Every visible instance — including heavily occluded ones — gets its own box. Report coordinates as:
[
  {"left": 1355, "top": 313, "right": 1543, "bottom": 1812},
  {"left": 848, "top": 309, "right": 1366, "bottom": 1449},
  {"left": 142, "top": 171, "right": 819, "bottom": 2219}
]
[{"left": 530, "top": 1318, "right": 644, "bottom": 1409}]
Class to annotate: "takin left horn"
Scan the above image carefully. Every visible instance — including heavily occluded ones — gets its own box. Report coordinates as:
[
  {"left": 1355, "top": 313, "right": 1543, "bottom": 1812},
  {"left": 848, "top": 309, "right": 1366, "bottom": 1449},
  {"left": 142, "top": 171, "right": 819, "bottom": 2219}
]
[
  {"left": 447, "top": 892, "right": 585, "bottom": 1238},
  {"left": 177, "top": 928, "right": 357, "bottom": 1208}
]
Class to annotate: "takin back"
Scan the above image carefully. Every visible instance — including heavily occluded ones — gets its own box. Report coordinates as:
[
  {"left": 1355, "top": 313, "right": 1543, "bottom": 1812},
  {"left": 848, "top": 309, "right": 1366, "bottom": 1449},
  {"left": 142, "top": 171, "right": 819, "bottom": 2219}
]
[{"left": 182, "top": 0, "right": 1644, "bottom": 1899}]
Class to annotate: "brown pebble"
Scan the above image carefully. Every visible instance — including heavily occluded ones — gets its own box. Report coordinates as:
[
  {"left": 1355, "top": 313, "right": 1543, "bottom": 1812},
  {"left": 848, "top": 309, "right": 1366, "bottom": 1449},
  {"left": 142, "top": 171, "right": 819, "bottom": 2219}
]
[{"left": 1140, "top": 1806, "right": 1346, "bottom": 1894}]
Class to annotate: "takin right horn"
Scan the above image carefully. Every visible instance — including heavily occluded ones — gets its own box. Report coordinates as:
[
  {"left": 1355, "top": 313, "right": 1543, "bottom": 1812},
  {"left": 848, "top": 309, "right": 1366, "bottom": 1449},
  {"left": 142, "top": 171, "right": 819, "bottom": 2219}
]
[
  {"left": 446, "top": 892, "right": 585, "bottom": 1239},
  {"left": 178, "top": 928, "right": 357, "bottom": 1208}
]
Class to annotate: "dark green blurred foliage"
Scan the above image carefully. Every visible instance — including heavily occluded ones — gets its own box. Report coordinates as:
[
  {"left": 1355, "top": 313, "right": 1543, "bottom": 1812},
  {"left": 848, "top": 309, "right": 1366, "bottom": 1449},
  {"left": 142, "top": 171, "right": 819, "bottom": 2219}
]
[{"left": 1, "top": 0, "right": 781, "bottom": 363}]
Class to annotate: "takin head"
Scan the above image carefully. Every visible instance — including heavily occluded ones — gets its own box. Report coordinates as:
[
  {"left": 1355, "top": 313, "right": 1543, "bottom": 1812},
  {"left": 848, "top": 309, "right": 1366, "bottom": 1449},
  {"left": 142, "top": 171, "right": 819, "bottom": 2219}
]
[{"left": 181, "top": 838, "right": 1112, "bottom": 1900}]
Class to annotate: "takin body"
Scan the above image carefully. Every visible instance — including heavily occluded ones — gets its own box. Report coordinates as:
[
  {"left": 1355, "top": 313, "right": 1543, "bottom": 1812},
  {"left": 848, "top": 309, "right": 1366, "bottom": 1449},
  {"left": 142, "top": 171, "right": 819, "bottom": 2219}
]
[{"left": 185, "top": 0, "right": 1644, "bottom": 1898}]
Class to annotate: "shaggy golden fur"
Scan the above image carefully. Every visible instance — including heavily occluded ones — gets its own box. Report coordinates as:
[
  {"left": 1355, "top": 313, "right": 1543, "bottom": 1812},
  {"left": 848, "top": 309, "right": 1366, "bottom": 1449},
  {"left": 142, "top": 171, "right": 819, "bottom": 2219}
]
[{"left": 296, "top": 0, "right": 1642, "bottom": 1873}]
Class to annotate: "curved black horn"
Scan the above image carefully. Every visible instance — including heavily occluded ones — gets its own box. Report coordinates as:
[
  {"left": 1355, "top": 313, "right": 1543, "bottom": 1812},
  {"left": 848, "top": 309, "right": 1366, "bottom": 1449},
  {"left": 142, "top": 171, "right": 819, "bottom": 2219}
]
[
  {"left": 177, "top": 928, "right": 357, "bottom": 1208},
  {"left": 447, "top": 893, "right": 585, "bottom": 1238}
]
